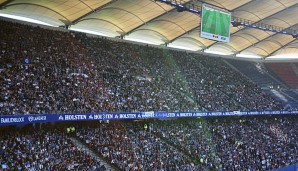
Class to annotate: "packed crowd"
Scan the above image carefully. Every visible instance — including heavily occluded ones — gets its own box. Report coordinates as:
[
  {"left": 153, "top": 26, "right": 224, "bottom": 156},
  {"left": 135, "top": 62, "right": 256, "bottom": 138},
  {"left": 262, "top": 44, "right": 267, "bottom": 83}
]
[
  {"left": 76, "top": 121, "right": 204, "bottom": 170},
  {"left": 0, "top": 20, "right": 285, "bottom": 115},
  {"left": 171, "top": 52, "right": 284, "bottom": 111},
  {"left": 0, "top": 20, "right": 104, "bottom": 115},
  {"left": 0, "top": 125, "right": 107, "bottom": 170},
  {"left": 153, "top": 116, "right": 298, "bottom": 170},
  {"left": 0, "top": 115, "right": 296, "bottom": 171},
  {"left": 208, "top": 116, "right": 297, "bottom": 170},
  {"left": 77, "top": 35, "right": 199, "bottom": 112},
  {"left": 153, "top": 119, "right": 219, "bottom": 169},
  {"left": 75, "top": 115, "right": 297, "bottom": 171}
]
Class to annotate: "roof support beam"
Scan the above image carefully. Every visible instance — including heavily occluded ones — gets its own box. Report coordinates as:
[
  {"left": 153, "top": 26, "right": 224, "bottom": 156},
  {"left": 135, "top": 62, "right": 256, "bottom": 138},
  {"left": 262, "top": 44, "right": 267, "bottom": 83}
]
[
  {"left": 178, "top": 36, "right": 205, "bottom": 47},
  {"left": 253, "top": 46, "right": 270, "bottom": 55},
  {"left": 241, "top": 33, "right": 260, "bottom": 41},
  {"left": 150, "top": 0, "right": 167, "bottom": 12},
  {"left": 123, "top": 1, "right": 190, "bottom": 37},
  {"left": 231, "top": 0, "right": 256, "bottom": 11},
  {"left": 230, "top": 3, "right": 298, "bottom": 36},
  {"left": 197, "top": 0, "right": 256, "bottom": 12},
  {"left": 270, "top": 17, "right": 291, "bottom": 27},
  {"left": 0, "top": 0, "right": 14, "bottom": 9},
  {"left": 206, "top": 43, "right": 237, "bottom": 52},
  {"left": 100, "top": 7, "right": 146, "bottom": 23},
  {"left": 135, "top": 28, "right": 169, "bottom": 42},
  {"left": 237, "top": 34, "right": 276, "bottom": 54},
  {"left": 275, "top": 0, "right": 287, "bottom": 8},
  {"left": 233, "top": 35, "right": 255, "bottom": 45},
  {"left": 235, "top": 10, "right": 261, "bottom": 20},
  {"left": 200, "top": 0, "right": 226, "bottom": 9},
  {"left": 71, "top": 0, "right": 117, "bottom": 24},
  {"left": 222, "top": 43, "right": 238, "bottom": 52},
  {"left": 167, "top": 25, "right": 199, "bottom": 44},
  {"left": 237, "top": 22, "right": 298, "bottom": 54},
  {"left": 263, "top": 39, "right": 284, "bottom": 47},
  {"left": 3, "top": 3, "right": 71, "bottom": 24},
  {"left": 74, "top": 18, "right": 125, "bottom": 33},
  {"left": 277, "top": 46, "right": 298, "bottom": 51},
  {"left": 122, "top": 12, "right": 169, "bottom": 37},
  {"left": 78, "top": 0, "right": 93, "bottom": 11},
  {"left": 266, "top": 38, "right": 298, "bottom": 57},
  {"left": 150, "top": 19, "right": 186, "bottom": 32}
]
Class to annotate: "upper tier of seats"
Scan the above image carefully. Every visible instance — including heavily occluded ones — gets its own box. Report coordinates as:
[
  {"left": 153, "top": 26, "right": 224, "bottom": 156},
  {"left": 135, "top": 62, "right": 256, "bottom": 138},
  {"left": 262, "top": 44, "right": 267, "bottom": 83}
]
[
  {"left": 0, "top": 20, "right": 285, "bottom": 115},
  {"left": 224, "top": 59, "right": 298, "bottom": 109},
  {"left": 267, "top": 63, "right": 298, "bottom": 88},
  {"left": 224, "top": 59, "right": 284, "bottom": 88}
]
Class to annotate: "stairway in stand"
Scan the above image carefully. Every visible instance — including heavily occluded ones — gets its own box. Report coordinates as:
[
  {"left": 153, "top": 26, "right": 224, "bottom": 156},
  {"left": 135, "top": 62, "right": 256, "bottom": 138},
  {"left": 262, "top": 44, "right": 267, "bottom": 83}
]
[{"left": 70, "top": 137, "right": 118, "bottom": 171}]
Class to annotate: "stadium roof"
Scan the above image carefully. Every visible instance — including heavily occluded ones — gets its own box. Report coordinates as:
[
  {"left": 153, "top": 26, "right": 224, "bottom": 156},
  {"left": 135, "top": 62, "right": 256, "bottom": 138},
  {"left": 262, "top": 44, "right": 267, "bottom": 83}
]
[{"left": 1, "top": 0, "right": 298, "bottom": 60}]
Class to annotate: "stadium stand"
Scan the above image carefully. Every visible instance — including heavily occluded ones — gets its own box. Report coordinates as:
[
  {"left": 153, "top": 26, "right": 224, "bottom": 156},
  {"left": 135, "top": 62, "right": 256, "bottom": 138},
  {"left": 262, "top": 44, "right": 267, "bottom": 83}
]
[
  {"left": 76, "top": 121, "right": 202, "bottom": 170},
  {"left": 267, "top": 63, "right": 298, "bottom": 88},
  {"left": 0, "top": 125, "right": 107, "bottom": 170},
  {"left": 79, "top": 116, "right": 298, "bottom": 170},
  {"left": 223, "top": 59, "right": 298, "bottom": 109},
  {"left": 0, "top": 20, "right": 286, "bottom": 115},
  {"left": 152, "top": 116, "right": 298, "bottom": 170},
  {"left": 223, "top": 59, "right": 285, "bottom": 88},
  {"left": 1, "top": 115, "right": 296, "bottom": 171},
  {"left": 277, "top": 90, "right": 298, "bottom": 109},
  {"left": 0, "top": 19, "right": 297, "bottom": 171}
]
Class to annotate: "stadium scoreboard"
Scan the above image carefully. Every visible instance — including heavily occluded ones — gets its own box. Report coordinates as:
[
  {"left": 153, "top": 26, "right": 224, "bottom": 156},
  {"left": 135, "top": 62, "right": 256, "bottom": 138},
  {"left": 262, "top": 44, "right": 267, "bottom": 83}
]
[{"left": 200, "top": 3, "right": 231, "bottom": 43}]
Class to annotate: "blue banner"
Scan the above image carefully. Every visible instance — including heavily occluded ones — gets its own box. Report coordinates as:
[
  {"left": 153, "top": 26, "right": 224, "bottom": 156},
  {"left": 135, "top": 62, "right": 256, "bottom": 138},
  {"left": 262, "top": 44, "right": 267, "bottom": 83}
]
[
  {"left": 274, "top": 163, "right": 298, "bottom": 171},
  {"left": 0, "top": 110, "right": 297, "bottom": 126}
]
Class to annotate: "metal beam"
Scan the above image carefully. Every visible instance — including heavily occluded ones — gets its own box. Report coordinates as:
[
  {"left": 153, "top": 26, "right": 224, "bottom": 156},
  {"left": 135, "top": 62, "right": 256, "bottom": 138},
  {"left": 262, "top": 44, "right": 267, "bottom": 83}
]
[
  {"left": 275, "top": 0, "right": 287, "bottom": 8},
  {"left": 235, "top": 9, "right": 261, "bottom": 20},
  {"left": 134, "top": 28, "right": 169, "bottom": 42},
  {"left": 233, "top": 35, "right": 255, "bottom": 45},
  {"left": 237, "top": 22, "right": 298, "bottom": 54},
  {"left": 123, "top": 0, "right": 190, "bottom": 37},
  {"left": 122, "top": 12, "right": 170, "bottom": 37},
  {"left": 266, "top": 38, "right": 298, "bottom": 57},
  {"left": 229, "top": 2, "right": 298, "bottom": 37},
  {"left": 263, "top": 39, "right": 284, "bottom": 47},
  {"left": 237, "top": 34, "right": 278, "bottom": 54},
  {"left": 253, "top": 46, "right": 270, "bottom": 55},
  {"left": 3, "top": 3, "right": 71, "bottom": 24},
  {"left": 199, "top": 0, "right": 226, "bottom": 9},
  {"left": 270, "top": 17, "right": 291, "bottom": 27},
  {"left": 177, "top": 36, "right": 205, "bottom": 47},
  {"left": 277, "top": 46, "right": 298, "bottom": 50},
  {"left": 168, "top": 25, "right": 199, "bottom": 43},
  {"left": 71, "top": 0, "right": 117, "bottom": 24},
  {"left": 78, "top": 0, "right": 93, "bottom": 11},
  {"left": 99, "top": 7, "right": 146, "bottom": 23},
  {"left": 150, "top": 19, "right": 186, "bottom": 32},
  {"left": 150, "top": 0, "right": 168, "bottom": 12},
  {"left": 0, "top": 0, "right": 13, "bottom": 9},
  {"left": 241, "top": 32, "right": 261, "bottom": 41},
  {"left": 74, "top": 18, "right": 125, "bottom": 33},
  {"left": 206, "top": 43, "right": 237, "bottom": 52},
  {"left": 231, "top": 0, "right": 256, "bottom": 11}
]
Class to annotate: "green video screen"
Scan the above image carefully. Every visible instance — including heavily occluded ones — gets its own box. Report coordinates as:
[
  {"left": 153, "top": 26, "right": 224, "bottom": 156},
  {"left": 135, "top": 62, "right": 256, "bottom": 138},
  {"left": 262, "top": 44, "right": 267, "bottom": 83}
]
[{"left": 201, "top": 4, "right": 231, "bottom": 42}]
